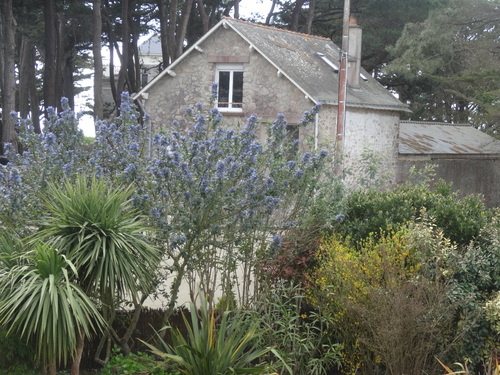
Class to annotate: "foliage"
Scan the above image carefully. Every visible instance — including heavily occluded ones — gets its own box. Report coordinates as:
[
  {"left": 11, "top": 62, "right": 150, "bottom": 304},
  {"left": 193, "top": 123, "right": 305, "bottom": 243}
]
[
  {"left": 28, "top": 173, "right": 161, "bottom": 365},
  {"left": 0, "top": 92, "right": 328, "bottom": 367},
  {"left": 385, "top": 0, "right": 500, "bottom": 130},
  {"left": 132, "top": 94, "right": 326, "bottom": 313},
  {"left": 99, "top": 347, "right": 177, "bottom": 375},
  {"left": 32, "top": 174, "right": 160, "bottom": 305},
  {"left": 0, "top": 242, "right": 104, "bottom": 371},
  {"left": 0, "top": 98, "right": 86, "bottom": 235},
  {"left": 308, "top": 220, "right": 458, "bottom": 374},
  {"left": 438, "top": 356, "right": 500, "bottom": 375},
  {"left": 336, "top": 181, "right": 488, "bottom": 247},
  {"left": 143, "top": 300, "right": 272, "bottom": 375},
  {"left": 0, "top": 328, "right": 35, "bottom": 371},
  {"left": 444, "top": 214, "right": 500, "bottom": 370},
  {"left": 254, "top": 283, "right": 342, "bottom": 375}
]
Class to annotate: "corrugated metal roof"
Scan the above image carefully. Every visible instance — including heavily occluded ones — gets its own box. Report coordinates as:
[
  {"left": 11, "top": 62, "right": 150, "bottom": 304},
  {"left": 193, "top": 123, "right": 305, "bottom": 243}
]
[{"left": 399, "top": 121, "right": 500, "bottom": 154}]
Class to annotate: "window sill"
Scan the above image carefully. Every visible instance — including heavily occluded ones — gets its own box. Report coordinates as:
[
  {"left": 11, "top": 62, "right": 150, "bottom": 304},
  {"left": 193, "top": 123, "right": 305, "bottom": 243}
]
[{"left": 219, "top": 111, "right": 246, "bottom": 117}]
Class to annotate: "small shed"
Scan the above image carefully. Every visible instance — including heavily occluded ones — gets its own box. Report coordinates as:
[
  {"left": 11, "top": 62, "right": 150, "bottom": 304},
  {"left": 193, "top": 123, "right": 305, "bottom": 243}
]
[{"left": 398, "top": 121, "right": 500, "bottom": 207}]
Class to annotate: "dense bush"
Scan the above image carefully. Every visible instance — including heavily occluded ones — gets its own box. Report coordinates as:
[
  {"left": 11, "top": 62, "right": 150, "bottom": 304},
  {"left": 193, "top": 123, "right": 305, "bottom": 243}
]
[
  {"left": 304, "top": 208, "right": 500, "bottom": 375},
  {"left": 0, "top": 329, "right": 35, "bottom": 372},
  {"left": 308, "top": 220, "right": 460, "bottom": 374},
  {"left": 254, "top": 283, "right": 342, "bottom": 375},
  {"left": 336, "top": 181, "right": 488, "bottom": 246}
]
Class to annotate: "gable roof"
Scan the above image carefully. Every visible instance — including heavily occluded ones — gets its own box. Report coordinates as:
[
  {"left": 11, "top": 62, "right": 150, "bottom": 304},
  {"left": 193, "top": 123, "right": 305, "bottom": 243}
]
[
  {"left": 138, "top": 34, "right": 162, "bottom": 56},
  {"left": 399, "top": 121, "right": 500, "bottom": 155},
  {"left": 134, "top": 17, "right": 408, "bottom": 112}
]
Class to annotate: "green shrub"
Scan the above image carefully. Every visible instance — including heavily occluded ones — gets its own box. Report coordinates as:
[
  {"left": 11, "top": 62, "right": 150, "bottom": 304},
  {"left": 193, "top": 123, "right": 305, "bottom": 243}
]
[
  {"left": 99, "top": 347, "right": 175, "bottom": 375},
  {"left": 0, "top": 328, "right": 35, "bottom": 371},
  {"left": 255, "top": 283, "right": 342, "bottom": 375},
  {"left": 444, "top": 214, "right": 500, "bottom": 371},
  {"left": 308, "top": 221, "right": 458, "bottom": 375},
  {"left": 337, "top": 182, "right": 489, "bottom": 247}
]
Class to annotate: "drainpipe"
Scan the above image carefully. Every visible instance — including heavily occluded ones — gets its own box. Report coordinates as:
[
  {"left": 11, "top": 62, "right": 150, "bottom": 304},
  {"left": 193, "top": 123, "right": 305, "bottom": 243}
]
[
  {"left": 314, "top": 112, "right": 319, "bottom": 151},
  {"left": 135, "top": 92, "right": 152, "bottom": 158},
  {"left": 336, "top": 0, "right": 350, "bottom": 173}
]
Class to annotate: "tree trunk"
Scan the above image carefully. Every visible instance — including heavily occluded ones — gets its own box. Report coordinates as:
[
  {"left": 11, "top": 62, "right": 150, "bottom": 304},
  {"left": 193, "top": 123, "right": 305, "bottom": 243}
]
[
  {"left": 93, "top": 0, "right": 103, "bottom": 120},
  {"left": 0, "top": 0, "right": 18, "bottom": 154},
  {"left": 55, "top": 11, "right": 65, "bottom": 110},
  {"left": 116, "top": 0, "right": 130, "bottom": 102},
  {"left": 290, "top": 0, "right": 306, "bottom": 32},
  {"left": 265, "top": 0, "right": 278, "bottom": 25},
  {"left": 48, "top": 359, "right": 57, "bottom": 375},
  {"left": 158, "top": 0, "right": 170, "bottom": 68},
  {"left": 167, "top": 0, "right": 179, "bottom": 61},
  {"left": 305, "top": 0, "right": 316, "bottom": 34},
  {"left": 43, "top": 0, "right": 58, "bottom": 110},
  {"left": 176, "top": 0, "right": 195, "bottom": 58},
  {"left": 103, "top": 1, "right": 118, "bottom": 112},
  {"left": 19, "top": 34, "right": 40, "bottom": 133},
  {"left": 197, "top": 0, "right": 209, "bottom": 34},
  {"left": 58, "top": 13, "right": 75, "bottom": 110},
  {"left": 70, "top": 332, "right": 85, "bottom": 375}
]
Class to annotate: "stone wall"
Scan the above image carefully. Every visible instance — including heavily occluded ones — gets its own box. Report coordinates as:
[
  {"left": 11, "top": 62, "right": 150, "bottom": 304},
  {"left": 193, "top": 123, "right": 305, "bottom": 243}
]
[{"left": 141, "top": 26, "right": 315, "bottom": 140}]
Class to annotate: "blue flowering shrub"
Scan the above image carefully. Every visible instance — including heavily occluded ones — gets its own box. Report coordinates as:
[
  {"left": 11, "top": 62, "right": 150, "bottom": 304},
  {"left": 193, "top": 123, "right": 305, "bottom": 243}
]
[
  {"left": 0, "top": 91, "right": 328, "bottom": 318},
  {"left": 140, "top": 99, "right": 327, "bottom": 315},
  {"left": 0, "top": 98, "right": 86, "bottom": 235}
]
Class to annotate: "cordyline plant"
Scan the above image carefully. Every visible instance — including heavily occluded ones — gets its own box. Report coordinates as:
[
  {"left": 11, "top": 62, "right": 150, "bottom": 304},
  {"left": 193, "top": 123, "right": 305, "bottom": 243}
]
[
  {"left": 0, "top": 242, "right": 104, "bottom": 375},
  {"left": 143, "top": 300, "right": 272, "bottom": 375}
]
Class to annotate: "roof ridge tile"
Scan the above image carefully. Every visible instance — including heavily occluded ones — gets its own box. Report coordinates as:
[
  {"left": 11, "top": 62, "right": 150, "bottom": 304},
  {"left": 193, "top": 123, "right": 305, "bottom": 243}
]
[{"left": 222, "top": 16, "right": 331, "bottom": 42}]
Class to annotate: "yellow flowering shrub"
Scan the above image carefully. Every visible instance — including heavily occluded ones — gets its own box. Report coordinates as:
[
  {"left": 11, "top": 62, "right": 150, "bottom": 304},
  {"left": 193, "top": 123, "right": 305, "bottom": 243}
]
[{"left": 308, "top": 219, "right": 455, "bottom": 375}]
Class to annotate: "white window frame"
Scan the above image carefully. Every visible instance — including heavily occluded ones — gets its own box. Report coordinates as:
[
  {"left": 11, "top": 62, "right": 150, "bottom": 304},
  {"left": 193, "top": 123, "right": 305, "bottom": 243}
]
[{"left": 215, "top": 64, "right": 244, "bottom": 112}]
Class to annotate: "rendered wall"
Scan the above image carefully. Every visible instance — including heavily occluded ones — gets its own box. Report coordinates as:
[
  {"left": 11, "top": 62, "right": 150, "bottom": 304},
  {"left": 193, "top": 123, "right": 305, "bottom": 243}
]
[{"left": 341, "top": 107, "right": 400, "bottom": 187}]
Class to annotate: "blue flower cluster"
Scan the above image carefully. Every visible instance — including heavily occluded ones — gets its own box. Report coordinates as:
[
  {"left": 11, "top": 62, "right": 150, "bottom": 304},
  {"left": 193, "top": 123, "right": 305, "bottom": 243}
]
[{"left": 0, "top": 90, "right": 329, "bottom": 279}]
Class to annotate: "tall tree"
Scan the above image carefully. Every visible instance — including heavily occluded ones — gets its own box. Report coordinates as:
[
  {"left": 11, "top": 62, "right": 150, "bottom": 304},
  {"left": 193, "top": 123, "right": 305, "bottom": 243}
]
[
  {"left": 19, "top": 35, "right": 42, "bottom": 133},
  {"left": 385, "top": 0, "right": 500, "bottom": 129},
  {"left": 93, "top": 0, "right": 104, "bottom": 120},
  {"left": 157, "top": 0, "right": 195, "bottom": 65},
  {"left": 0, "top": 0, "right": 18, "bottom": 154},
  {"left": 43, "top": 0, "right": 58, "bottom": 110}
]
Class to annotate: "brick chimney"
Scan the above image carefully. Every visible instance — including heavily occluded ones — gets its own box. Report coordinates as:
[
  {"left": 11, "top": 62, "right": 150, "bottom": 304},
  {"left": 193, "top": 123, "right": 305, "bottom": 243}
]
[{"left": 348, "top": 14, "right": 362, "bottom": 88}]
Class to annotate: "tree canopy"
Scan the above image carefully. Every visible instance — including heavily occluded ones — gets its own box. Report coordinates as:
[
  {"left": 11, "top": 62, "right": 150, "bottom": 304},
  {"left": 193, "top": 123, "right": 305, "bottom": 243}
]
[{"left": 0, "top": 0, "right": 498, "bottom": 151}]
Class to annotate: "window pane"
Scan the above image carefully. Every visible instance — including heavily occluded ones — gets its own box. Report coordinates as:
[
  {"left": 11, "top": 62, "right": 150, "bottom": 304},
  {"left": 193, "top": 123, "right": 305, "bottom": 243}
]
[
  {"left": 232, "top": 71, "right": 243, "bottom": 108},
  {"left": 218, "top": 71, "right": 230, "bottom": 107}
]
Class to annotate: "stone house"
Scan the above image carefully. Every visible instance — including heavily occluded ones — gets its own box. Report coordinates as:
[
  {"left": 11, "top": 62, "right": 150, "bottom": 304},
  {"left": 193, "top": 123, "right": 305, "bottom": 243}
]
[{"left": 133, "top": 17, "right": 410, "bottom": 184}]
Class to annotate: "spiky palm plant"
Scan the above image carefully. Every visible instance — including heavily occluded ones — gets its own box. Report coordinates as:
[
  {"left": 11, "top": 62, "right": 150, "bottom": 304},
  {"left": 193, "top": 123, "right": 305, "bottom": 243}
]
[
  {"left": 0, "top": 243, "right": 104, "bottom": 375},
  {"left": 33, "top": 175, "right": 160, "bottom": 304},
  {"left": 144, "top": 300, "right": 272, "bottom": 375},
  {"left": 30, "top": 174, "right": 161, "bottom": 374}
]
